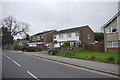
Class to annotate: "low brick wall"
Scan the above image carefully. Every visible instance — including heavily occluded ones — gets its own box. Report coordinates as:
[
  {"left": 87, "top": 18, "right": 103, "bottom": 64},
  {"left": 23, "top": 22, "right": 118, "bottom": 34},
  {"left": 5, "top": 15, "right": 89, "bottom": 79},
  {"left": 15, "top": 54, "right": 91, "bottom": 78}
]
[{"left": 107, "top": 48, "right": 119, "bottom": 53}]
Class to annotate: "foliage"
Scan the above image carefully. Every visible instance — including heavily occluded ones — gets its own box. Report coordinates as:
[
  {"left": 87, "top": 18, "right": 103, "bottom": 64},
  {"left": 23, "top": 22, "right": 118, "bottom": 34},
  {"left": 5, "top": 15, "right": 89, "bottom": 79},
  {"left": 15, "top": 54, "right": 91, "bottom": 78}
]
[
  {"left": 0, "top": 16, "right": 29, "bottom": 39},
  {"left": 47, "top": 49, "right": 57, "bottom": 55},
  {"left": 55, "top": 50, "right": 119, "bottom": 64},
  {"left": 27, "top": 47, "right": 42, "bottom": 52},
  {"left": 94, "top": 32, "right": 104, "bottom": 43},
  {"left": 13, "top": 41, "right": 21, "bottom": 50},
  {"left": 25, "top": 34, "right": 30, "bottom": 40},
  {"left": 61, "top": 41, "right": 70, "bottom": 47},
  {"left": 2, "top": 27, "right": 13, "bottom": 46},
  {"left": 106, "top": 56, "right": 115, "bottom": 63},
  {"left": 89, "top": 56, "right": 96, "bottom": 60},
  {"left": 47, "top": 49, "right": 53, "bottom": 53}
]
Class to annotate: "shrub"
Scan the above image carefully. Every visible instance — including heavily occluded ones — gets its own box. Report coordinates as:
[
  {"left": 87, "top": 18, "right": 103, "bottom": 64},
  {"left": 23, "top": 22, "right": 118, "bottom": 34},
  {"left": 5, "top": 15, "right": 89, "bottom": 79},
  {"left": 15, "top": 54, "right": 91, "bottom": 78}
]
[
  {"left": 13, "top": 42, "right": 21, "bottom": 50},
  {"left": 61, "top": 41, "right": 70, "bottom": 47},
  {"left": 27, "top": 47, "right": 42, "bottom": 52},
  {"left": 89, "top": 56, "right": 96, "bottom": 60},
  {"left": 47, "top": 49, "right": 57, "bottom": 55},
  {"left": 106, "top": 56, "right": 115, "bottom": 63},
  {"left": 47, "top": 49, "right": 53, "bottom": 53}
]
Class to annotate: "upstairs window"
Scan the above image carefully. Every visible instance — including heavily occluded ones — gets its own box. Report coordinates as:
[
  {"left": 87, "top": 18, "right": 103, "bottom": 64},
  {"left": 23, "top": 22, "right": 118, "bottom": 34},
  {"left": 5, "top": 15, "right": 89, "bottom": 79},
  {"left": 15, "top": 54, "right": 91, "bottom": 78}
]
[
  {"left": 87, "top": 34, "right": 90, "bottom": 39},
  {"left": 112, "top": 27, "right": 118, "bottom": 32},
  {"left": 106, "top": 27, "right": 118, "bottom": 33},
  {"left": 106, "top": 27, "right": 111, "bottom": 33},
  {"left": 76, "top": 32, "right": 80, "bottom": 37},
  {"left": 67, "top": 33, "right": 72, "bottom": 38},
  {"left": 59, "top": 34, "right": 63, "bottom": 38}
]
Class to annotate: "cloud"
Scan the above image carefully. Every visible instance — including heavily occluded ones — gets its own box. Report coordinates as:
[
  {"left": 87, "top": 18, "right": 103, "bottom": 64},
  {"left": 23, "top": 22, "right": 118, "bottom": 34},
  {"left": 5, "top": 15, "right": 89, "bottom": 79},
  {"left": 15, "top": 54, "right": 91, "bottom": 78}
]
[{"left": 1, "top": 2, "right": 118, "bottom": 37}]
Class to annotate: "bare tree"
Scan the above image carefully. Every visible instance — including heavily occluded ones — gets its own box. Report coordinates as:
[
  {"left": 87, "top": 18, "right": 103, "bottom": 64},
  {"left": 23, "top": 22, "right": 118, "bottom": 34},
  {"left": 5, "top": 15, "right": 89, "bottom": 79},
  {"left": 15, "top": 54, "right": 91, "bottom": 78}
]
[{"left": 0, "top": 16, "right": 29, "bottom": 37}]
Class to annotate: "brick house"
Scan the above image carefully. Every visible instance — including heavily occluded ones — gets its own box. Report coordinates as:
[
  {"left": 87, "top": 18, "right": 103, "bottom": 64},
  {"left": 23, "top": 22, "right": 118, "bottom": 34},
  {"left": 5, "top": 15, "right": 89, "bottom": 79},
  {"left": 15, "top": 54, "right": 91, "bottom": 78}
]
[
  {"left": 28, "top": 30, "right": 56, "bottom": 49},
  {"left": 103, "top": 11, "right": 120, "bottom": 53},
  {"left": 53, "top": 25, "right": 95, "bottom": 47}
]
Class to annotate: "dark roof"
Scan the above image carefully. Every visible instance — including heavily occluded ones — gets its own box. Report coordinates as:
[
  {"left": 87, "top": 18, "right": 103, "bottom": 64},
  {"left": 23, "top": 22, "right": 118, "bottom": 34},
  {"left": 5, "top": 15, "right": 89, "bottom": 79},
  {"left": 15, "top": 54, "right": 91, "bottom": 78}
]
[
  {"left": 103, "top": 11, "right": 120, "bottom": 28},
  {"left": 54, "top": 25, "right": 90, "bottom": 34},
  {"left": 31, "top": 30, "right": 55, "bottom": 37}
]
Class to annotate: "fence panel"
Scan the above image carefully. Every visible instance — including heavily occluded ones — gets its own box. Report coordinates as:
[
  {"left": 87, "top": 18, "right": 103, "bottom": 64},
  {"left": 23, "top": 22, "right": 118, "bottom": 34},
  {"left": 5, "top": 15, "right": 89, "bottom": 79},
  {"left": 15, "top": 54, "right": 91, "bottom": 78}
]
[{"left": 85, "top": 43, "right": 104, "bottom": 52}]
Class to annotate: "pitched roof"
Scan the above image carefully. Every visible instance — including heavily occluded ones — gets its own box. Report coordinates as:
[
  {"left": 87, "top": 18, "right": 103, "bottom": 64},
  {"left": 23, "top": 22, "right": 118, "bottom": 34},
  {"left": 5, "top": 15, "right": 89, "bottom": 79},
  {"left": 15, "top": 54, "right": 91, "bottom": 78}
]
[
  {"left": 54, "top": 25, "right": 90, "bottom": 34},
  {"left": 31, "top": 30, "right": 55, "bottom": 37},
  {"left": 103, "top": 11, "right": 120, "bottom": 28}
]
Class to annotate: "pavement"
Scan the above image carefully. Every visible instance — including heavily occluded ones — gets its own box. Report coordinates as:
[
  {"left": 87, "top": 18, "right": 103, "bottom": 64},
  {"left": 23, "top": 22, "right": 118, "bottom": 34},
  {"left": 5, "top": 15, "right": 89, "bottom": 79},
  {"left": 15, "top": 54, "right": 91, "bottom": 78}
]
[{"left": 9, "top": 50, "right": 119, "bottom": 76}]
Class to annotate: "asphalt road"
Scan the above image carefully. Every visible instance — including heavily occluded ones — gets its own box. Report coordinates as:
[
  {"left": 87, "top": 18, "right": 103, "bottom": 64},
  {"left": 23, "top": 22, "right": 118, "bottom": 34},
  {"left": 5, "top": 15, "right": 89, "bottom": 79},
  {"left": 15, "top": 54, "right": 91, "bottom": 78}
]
[{"left": 1, "top": 51, "right": 119, "bottom": 80}]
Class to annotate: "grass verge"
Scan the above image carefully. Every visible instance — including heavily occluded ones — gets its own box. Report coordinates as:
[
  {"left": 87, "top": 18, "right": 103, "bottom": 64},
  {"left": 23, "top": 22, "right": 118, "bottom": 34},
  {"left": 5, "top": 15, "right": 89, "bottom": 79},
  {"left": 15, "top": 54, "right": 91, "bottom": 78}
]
[{"left": 55, "top": 50, "right": 119, "bottom": 64}]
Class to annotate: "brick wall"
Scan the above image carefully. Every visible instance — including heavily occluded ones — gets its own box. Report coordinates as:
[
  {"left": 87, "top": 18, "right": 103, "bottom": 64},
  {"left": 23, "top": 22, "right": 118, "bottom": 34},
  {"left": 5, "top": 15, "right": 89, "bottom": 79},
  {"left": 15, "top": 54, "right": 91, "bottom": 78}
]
[
  {"left": 81, "top": 27, "right": 95, "bottom": 44},
  {"left": 107, "top": 48, "right": 119, "bottom": 53},
  {"left": 44, "top": 31, "right": 56, "bottom": 43},
  {"left": 85, "top": 43, "right": 104, "bottom": 52}
]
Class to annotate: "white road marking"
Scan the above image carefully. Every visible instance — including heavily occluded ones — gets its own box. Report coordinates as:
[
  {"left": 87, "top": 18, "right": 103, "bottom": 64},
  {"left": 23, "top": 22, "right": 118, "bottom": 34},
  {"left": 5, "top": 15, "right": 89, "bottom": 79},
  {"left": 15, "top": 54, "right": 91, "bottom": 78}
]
[
  {"left": 6, "top": 56, "right": 10, "bottom": 59},
  {"left": 12, "top": 60, "right": 21, "bottom": 67},
  {"left": 27, "top": 71, "right": 39, "bottom": 80}
]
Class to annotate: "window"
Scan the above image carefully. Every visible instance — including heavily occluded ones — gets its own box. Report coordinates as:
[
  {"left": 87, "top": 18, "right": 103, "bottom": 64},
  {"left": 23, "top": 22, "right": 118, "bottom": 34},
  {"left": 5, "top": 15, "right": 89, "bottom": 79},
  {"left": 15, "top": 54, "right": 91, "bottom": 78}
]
[
  {"left": 106, "top": 27, "right": 111, "bottom": 33},
  {"left": 107, "top": 41, "right": 119, "bottom": 48},
  {"left": 113, "top": 41, "right": 119, "bottom": 47},
  {"left": 59, "top": 34, "right": 63, "bottom": 38},
  {"left": 106, "top": 27, "right": 118, "bottom": 33},
  {"left": 87, "top": 34, "right": 90, "bottom": 39},
  {"left": 54, "top": 36, "right": 56, "bottom": 39},
  {"left": 112, "top": 27, "right": 118, "bottom": 32},
  {"left": 67, "top": 33, "right": 72, "bottom": 38},
  {"left": 76, "top": 32, "right": 80, "bottom": 37},
  {"left": 107, "top": 42, "right": 112, "bottom": 47}
]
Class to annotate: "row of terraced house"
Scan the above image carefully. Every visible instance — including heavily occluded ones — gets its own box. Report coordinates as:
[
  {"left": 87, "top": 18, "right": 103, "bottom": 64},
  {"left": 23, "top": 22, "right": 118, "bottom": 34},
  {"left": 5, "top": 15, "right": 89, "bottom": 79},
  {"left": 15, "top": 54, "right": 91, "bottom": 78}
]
[{"left": 28, "top": 11, "right": 120, "bottom": 53}]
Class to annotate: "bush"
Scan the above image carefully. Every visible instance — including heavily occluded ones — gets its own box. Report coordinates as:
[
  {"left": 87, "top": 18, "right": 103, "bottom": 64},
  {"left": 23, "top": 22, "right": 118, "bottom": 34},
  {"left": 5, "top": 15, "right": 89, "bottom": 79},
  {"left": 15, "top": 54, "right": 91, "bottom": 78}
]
[
  {"left": 89, "top": 56, "right": 96, "bottom": 60},
  {"left": 61, "top": 41, "right": 70, "bottom": 47},
  {"left": 47, "top": 49, "right": 57, "bottom": 55},
  {"left": 47, "top": 49, "right": 53, "bottom": 53},
  {"left": 27, "top": 47, "right": 42, "bottom": 52},
  {"left": 106, "top": 56, "right": 115, "bottom": 63},
  {"left": 13, "top": 43, "right": 21, "bottom": 50}
]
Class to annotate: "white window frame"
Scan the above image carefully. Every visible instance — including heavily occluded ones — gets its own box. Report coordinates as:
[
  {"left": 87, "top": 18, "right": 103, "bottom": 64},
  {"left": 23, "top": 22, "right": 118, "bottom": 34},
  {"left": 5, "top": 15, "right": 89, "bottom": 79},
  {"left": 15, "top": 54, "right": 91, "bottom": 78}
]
[
  {"left": 106, "top": 26, "right": 118, "bottom": 33},
  {"left": 67, "top": 33, "right": 72, "bottom": 38},
  {"left": 107, "top": 41, "right": 119, "bottom": 48},
  {"left": 59, "top": 34, "right": 63, "bottom": 38},
  {"left": 75, "top": 32, "right": 80, "bottom": 37},
  {"left": 87, "top": 34, "right": 90, "bottom": 40}
]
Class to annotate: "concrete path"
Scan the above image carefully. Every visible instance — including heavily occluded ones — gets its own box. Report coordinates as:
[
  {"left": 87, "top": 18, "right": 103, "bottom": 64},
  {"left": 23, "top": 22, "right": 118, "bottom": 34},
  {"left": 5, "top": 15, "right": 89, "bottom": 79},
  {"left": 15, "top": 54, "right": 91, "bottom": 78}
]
[{"left": 10, "top": 51, "right": 119, "bottom": 76}]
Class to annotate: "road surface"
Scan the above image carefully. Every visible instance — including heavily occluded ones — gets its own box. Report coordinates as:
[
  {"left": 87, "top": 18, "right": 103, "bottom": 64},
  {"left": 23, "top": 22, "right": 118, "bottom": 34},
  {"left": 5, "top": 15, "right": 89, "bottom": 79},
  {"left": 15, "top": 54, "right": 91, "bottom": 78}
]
[{"left": 1, "top": 51, "right": 119, "bottom": 80}]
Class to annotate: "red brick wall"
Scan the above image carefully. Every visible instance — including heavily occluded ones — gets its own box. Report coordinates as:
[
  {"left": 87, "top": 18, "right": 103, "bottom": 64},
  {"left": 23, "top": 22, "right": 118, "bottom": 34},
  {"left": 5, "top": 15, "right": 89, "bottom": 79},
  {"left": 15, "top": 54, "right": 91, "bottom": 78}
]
[
  {"left": 81, "top": 27, "right": 95, "bottom": 44},
  {"left": 44, "top": 31, "right": 56, "bottom": 43}
]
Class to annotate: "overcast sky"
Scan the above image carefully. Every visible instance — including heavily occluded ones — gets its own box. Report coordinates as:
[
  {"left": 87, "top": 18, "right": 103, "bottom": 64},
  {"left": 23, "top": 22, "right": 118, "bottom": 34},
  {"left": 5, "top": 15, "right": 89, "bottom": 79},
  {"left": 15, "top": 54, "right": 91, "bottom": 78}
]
[{"left": 1, "top": 1, "right": 119, "bottom": 38}]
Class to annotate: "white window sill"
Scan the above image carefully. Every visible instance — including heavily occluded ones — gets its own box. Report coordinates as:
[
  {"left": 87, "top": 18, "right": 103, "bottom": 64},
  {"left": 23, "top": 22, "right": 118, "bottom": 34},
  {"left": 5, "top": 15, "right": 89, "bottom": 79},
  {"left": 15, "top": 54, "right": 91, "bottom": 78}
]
[{"left": 106, "top": 32, "right": 118, "bottom": 34}]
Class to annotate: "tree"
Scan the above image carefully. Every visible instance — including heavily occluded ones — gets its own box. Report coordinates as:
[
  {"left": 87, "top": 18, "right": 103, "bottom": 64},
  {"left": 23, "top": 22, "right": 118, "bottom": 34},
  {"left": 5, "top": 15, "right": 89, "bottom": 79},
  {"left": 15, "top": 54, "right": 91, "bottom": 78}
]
[
  {"left": 25, "top": 34, "right": 30, "bottom": 41},
  {"left": 94, "top": 32, "right": 104, "bottom": 43},
  {"left": 0, "top": 16, "right": 29, "bottom": 45},
  {"left": 1, "top": 16, "right": 29, "bottom": 37}
]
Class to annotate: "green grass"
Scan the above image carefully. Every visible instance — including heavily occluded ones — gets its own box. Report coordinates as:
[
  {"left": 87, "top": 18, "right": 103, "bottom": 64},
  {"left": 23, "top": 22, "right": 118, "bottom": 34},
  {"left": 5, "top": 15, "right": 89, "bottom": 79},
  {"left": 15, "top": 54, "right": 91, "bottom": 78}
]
[{"left": 55, "top": 50, "right": 119, "bottom": 64}]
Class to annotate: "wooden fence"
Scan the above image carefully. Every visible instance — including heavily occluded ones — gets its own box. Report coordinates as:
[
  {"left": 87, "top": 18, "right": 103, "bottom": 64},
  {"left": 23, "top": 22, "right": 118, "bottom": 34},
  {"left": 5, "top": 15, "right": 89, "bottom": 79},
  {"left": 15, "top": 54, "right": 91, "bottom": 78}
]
[{"left": 85, "top": 43, "right": 104, "bottom": 53}]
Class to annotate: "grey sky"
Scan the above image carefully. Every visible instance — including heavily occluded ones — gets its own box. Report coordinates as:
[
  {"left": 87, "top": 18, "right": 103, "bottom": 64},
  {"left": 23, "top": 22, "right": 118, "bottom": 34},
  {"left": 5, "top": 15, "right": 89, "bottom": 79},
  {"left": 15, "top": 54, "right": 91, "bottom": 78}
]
[{"left": 1, "top": 2, "right": 119, "bottom": 37}]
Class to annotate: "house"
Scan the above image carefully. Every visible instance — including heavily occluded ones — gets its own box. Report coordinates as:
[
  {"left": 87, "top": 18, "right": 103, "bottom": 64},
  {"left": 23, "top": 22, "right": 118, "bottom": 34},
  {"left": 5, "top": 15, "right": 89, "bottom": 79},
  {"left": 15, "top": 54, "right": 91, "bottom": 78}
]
[
  {"left": 103, "top": 11, "right": 120, "bottom": 53},
  {"left": 53, "top": 25, "right": 95, "bottom": 47},
  {"left": 28, "top": 30, "right": 56, "bottom": 49}
]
